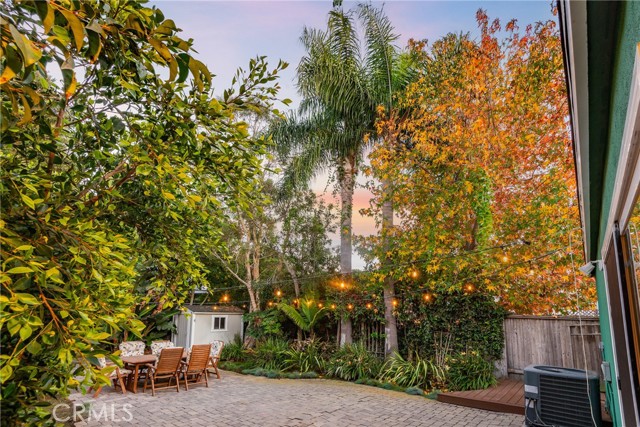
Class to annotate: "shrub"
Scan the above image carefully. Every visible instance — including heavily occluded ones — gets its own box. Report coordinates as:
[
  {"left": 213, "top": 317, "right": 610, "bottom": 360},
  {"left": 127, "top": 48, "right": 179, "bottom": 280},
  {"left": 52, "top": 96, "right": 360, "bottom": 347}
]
[
  {"left": 283, "top": 339, "right": 328, "bottom": 373},
  {"left": 253, "top": 337, "right": 290, "bottom": 371},
  {"left": 326, "top": 343, "right": 382, "bottom": 381},
  {"left": 399, "top": 292, "right": 506, "bottom": 362},
  {"left": 220, "top": 335, "right": 246, "bottom": 362},
  {"left": 446, "top": 352, "right": 497, "bottom": 391},
  {"left": 218, "top": 361, "right": 253, "bottom": 373},
  {"left": 378, "top": 352, "right": 445, "bottom": 390},
  {"left": 405, "top": 387, "right": 424, "bottom": 396}
]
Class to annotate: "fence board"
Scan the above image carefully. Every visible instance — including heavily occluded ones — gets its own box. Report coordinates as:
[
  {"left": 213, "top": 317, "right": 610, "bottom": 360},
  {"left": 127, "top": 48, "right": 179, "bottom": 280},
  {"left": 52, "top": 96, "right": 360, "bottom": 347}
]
[{"left": 503, "top": 315, "right": 602, "bottom": 379}]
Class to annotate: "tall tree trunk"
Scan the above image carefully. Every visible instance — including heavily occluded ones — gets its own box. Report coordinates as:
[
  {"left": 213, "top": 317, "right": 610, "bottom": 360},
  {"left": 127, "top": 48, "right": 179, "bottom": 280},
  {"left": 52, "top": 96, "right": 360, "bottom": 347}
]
[
  {"left": 382, "top": 173, "right": 398, "bottom": 357},
  {"left": 283, "top": 258, "right": 301, "bottom": 298},
  {"left": 339, "top": 154, "right": 355, "bottom": 346}
]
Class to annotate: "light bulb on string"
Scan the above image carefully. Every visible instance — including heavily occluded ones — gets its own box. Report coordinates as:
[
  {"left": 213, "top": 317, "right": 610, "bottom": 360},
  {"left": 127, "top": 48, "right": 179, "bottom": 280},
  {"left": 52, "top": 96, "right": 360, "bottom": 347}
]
[
  {"left": 275, "top": 290, "right": 282, "bottom": 297},
  {"left": 267, "top": 301, "right": 273, "bottom": 307},
  {"left": 340, "top": 281, "right": 346, "bottom": 289},
  {"left": 410, "top": 269, "right": 419, "bottom": 279},
  {"left": 366, "top": 303, "right": 372, "bottom": 309},
  {"left": 347, "top": 304, "right": 353, "bottom": 310},
  {"left": 331, "top": 304, "right": 336, "bottom": 310},
  {"left": 501, "top": 254, "right": 509, "bottom": 263},
  {"left": 465, "top": 284, "right": 474, "bottom": 292},
  {"left": 222, "top": 295, "right": 229, "bottom": 302},
  {"left": 318, "top": 302, "right": 323, "bottom": 308},
  {"left": 392, "top": 299, "right": 398, "bottom": 307},
  {"left": 423, "top": 293, "right": 432, "bottom": 302}
]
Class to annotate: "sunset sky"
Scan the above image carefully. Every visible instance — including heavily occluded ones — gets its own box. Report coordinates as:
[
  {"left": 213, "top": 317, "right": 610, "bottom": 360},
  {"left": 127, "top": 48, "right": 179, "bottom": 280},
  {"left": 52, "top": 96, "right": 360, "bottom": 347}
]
[{"left": 151, "top": 1, "right": 556, "bottom": 268}]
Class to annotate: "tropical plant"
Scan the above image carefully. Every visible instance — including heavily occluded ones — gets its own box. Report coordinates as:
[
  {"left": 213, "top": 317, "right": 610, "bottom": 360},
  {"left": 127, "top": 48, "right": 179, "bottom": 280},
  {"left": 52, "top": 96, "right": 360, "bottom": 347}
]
[
  {"left": 446, "top": 352, "right": 497, "bottom": 391},
  {"left": 378, "top": 352, "right": 445, "bottom": 390},
  {"left": 0, "top": 0, "right": 285, "bottom": 423},
  {"left": 270, "top": 4, "right": 417, "bottom": 349},
  {"left": 220, "top": 335, "right": 246, "bottom": 362},
  {"left": 244, "top": 309, "right": 284, "bottom": 341},
  {"left": 282, "top": 339, "right": 329, "bottom": 373},
  {"left": 278, "top": 297, "right": 328, "bottom": 340},
  {"left": 326, "top": 343, "right": 382, "bottom": 381},
  {"left": 252, "top": 337, "right": 290, "bottom": 371}
]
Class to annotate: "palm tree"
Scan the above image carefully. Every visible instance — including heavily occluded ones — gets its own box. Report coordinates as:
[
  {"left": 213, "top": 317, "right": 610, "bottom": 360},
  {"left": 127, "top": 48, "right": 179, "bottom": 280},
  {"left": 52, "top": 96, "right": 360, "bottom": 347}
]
[
  {"left": 271, "top": 3, "right": 415, "bottom": 353},
  {"left": 278, "top": 298, "right": 328, "bottom": 340}
]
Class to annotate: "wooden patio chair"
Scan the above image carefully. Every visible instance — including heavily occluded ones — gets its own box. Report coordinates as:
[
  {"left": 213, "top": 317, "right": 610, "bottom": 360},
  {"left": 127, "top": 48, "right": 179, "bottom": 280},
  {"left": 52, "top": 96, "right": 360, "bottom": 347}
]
[
  {"left": 143, "top": 347, "right": 183, "bottom": 396},
  {"left": 150, "top": 340, "right": 175, "bottom": 356},
  {"left": 207, "top": 340, "right": 224, "bottom": 379},
  {"left": 93, "top": 357, "right": 131, "bottom": 398},
  {"left": 181, "top": 344, "right": 211, "bottom": 391}
]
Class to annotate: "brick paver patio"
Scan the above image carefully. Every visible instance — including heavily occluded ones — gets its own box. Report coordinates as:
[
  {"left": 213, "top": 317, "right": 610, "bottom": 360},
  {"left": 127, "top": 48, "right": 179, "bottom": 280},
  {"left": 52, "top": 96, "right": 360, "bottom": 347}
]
[{"left": 69, "top": 371, "right": 524, "bottom": 426}]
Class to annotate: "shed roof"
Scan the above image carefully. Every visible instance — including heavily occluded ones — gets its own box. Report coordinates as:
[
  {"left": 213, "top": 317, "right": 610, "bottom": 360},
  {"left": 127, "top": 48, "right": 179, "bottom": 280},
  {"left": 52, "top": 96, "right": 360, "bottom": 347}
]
[{"left": 184, "top": 305, "right": 244, "bottom": 314}]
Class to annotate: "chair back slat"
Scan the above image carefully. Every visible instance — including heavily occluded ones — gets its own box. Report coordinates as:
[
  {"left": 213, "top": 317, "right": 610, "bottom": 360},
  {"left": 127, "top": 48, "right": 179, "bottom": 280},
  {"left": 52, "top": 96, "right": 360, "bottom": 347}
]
[
  {"left": 186, "top": 344, "right": 211, "bottom": 371},
  {"left": 155, "top": 347, "right": 184, "bottom": 374}
]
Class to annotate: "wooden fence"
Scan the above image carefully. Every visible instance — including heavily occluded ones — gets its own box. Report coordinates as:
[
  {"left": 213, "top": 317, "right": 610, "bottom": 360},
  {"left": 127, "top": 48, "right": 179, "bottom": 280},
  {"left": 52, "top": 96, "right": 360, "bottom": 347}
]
[{"left": 499, "top": 315, "right": 602, "bottom": 379}]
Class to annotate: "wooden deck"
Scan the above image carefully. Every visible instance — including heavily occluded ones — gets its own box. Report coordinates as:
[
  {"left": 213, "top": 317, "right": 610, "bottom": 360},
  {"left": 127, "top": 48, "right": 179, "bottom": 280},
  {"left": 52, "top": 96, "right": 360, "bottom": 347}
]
[
  {"left": 437, "top": 379, "right": 613, "bottom": 426},
  {"left": 437, "top": 379, "right": 524, "bottom": 414}
]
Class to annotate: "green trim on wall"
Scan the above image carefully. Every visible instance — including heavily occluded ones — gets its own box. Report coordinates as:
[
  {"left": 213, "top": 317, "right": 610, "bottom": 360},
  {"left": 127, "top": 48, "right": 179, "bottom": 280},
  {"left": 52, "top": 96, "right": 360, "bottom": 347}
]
[
  {"left": 595, "top": 267, "right": 620, "bottom": 426},
  {"left": 590, "top": 2, "right": 640, "bottom": 426},
  {"left": 586, "top": 1, "right": 620, "bottom": 259}
]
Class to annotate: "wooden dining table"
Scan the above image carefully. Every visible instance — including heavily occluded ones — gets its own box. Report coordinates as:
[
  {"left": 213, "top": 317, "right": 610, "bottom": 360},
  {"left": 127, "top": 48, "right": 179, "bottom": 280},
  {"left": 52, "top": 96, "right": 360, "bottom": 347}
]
[{"left": 121, "top": 354, "right": 157, "bottom": 393}]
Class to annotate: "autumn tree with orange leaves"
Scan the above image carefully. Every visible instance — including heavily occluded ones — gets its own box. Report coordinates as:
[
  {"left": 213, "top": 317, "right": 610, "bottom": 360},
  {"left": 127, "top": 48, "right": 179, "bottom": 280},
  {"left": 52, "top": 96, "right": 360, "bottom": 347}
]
[{"left": 360, "top": 10, "right": 596, "bottom": 315}]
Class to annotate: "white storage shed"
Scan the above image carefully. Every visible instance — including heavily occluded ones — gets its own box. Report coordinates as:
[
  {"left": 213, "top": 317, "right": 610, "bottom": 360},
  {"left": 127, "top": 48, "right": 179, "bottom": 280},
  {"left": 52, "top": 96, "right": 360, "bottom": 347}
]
[{"left": 172, "top": 305, "right": 244, "bottom": 348}]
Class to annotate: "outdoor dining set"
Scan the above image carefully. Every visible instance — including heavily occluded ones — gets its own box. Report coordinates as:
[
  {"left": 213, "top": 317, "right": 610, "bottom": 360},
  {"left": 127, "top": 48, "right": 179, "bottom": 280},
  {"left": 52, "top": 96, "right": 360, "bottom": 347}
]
[{"left": 95, "top": 340, "right": 224, "bottom": 397}]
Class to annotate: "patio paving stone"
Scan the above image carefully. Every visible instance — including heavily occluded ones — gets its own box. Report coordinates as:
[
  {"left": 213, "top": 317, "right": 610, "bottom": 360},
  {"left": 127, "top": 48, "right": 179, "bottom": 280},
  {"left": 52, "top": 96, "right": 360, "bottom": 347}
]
[{"left": 69, "top": 371, "right": 524, "bottom": 426}]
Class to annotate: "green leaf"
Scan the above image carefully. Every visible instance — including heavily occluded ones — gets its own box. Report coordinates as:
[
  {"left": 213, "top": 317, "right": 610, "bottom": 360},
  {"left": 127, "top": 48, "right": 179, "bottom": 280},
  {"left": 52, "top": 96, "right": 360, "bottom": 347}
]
[
  {"left": 7, "top": 320, "right": 21, "bottom": 336},
  {"left": 26, "top": 340, "right": 42, "bottom": 355},
  {"left": 0, "top": 45, "right": 22, "bottom": 84},
  {"left": 0, "top": 365, "right": 13, "bottom": 384},
  {"left": 59, "top": 9, "right": 85, "bottom": 50},
  {"left": 16, "top": 293, "right": 39, "bottom": 305},
  {"left": 9, "top": 24, "right": 42, "bottom": 68},
  {"left": 19, "top": 324, "right": 32, "bottom": 341},
  {"left": 6, "top": 267, "right": 34, "bottom": 274},
  {"left": 34, "top": 1, "right": 55, "bottom": 34}
]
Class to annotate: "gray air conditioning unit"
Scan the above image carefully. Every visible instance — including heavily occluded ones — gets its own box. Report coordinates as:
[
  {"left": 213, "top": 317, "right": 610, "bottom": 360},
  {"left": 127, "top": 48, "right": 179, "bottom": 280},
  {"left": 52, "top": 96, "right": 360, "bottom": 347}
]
[{"left": 524, "top": 365, "right": 601, "bottom": 427}]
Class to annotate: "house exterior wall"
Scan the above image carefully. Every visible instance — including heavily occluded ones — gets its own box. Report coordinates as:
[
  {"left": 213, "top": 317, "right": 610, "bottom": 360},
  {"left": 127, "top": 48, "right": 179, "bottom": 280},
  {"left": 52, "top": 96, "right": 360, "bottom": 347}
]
[
  {"left": 191, "top": 313, "right": 243, "bottom": 345},
  {"left": 594, "top": 2, "right": 640, "bottom": 425},
  {"left": 172, "top": 312, "right": 190, "bottom": 348}
]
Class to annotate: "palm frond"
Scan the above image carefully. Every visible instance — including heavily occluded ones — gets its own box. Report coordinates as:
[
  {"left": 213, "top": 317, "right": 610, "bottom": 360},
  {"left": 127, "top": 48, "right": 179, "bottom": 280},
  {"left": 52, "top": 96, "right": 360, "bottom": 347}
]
[{"left": 278, "top": 302, "right": 310, "bottom": 332}]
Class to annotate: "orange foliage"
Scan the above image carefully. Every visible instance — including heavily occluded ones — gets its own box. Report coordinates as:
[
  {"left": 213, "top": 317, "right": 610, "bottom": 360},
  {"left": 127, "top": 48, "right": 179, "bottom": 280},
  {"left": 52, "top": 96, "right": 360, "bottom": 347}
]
[{"left": 361, "top": 10, "right": 596, "bottom": 314}]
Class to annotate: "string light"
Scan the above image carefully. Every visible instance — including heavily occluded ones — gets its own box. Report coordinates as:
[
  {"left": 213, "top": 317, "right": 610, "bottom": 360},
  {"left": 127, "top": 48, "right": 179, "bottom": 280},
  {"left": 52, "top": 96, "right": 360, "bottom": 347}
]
[
  {"left": 392, "top": 299, "right": 398, "bottom": 307},
  {"left": 410, "top": 269, "right": 419, "bottom": 279},
  {"left": 199, "top": 248, "right": 563, "bottom": 310},
  {"left": 276, "top": 290, "right": 282, "bottom": 297},
  {"left": 501, "top": 254, "right": 509, "bottom": 263},
  {"left": 366, "top": 303, "right": 372, "bottom": 309},
  {"left": 340, "top": 282, "right": 346, "bottom": 289}
]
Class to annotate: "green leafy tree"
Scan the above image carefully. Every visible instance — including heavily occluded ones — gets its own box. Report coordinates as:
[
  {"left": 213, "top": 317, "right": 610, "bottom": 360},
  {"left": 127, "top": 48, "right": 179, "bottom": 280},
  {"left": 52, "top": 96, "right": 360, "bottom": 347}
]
[{"left": 0, "top": 1, "right": 285, "bottom": 424}]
